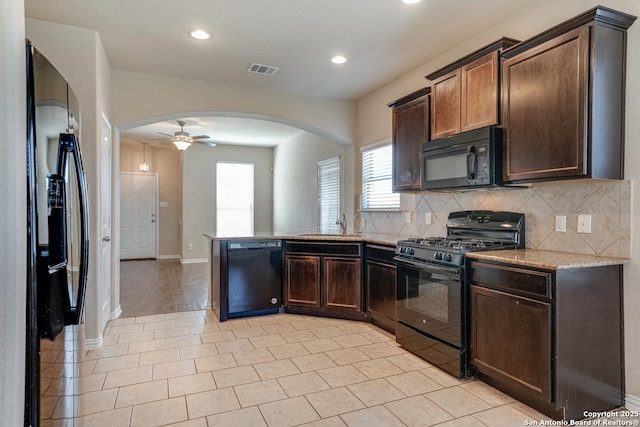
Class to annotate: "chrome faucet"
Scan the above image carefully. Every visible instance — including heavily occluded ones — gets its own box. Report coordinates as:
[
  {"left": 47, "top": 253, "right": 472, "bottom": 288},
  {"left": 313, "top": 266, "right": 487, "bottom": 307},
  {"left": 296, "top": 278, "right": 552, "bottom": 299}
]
[{"left": 336, "top": 214, "right": 347, "bottom": 235}]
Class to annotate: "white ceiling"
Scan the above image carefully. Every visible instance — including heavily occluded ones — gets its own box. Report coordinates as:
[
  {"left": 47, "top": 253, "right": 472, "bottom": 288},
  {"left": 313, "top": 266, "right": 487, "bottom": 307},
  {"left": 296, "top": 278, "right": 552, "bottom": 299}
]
[
  {"left": 122, "top": 116, "right": 304, "bottom": 148},
  {"left": 25, "top": 0, "right": 538, "bottom": 147}
]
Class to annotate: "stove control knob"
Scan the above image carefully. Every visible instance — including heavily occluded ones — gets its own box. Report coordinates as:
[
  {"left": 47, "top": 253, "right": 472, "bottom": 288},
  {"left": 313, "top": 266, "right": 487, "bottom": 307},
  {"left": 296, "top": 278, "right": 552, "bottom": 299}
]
[
  {"left": 434, "top": 252, "right": 441, "bottom": 260},
  {"left": 409, "top": 248, "right": 415, "bottom": 255},
  {"left": 445, "top": 254, "right": 453, "bottom": 262}
]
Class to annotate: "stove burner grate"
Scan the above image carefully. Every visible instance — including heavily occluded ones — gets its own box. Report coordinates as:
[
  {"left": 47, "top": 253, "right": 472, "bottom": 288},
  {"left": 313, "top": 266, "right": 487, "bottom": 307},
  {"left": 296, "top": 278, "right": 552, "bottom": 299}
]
[{"left": 403, "top": 237, "right": 506, "bottom": 250}]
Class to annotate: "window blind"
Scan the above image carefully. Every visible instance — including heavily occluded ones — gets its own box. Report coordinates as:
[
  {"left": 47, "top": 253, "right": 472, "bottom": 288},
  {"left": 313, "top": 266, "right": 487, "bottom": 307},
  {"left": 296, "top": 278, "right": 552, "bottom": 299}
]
[
  {"left": 361, "top": 144, "right": 400, "bottom": 209},
  {"left": 317, "top": 156, "right": 341, "bottom": 234}
]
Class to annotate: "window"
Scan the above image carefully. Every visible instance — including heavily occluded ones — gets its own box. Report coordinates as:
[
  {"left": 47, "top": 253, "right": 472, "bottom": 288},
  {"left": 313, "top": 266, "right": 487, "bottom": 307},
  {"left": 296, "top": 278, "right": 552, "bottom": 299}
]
[
  {"left": 317, "top": 156, "right": 341, "bottom": 234},
  {"left": 216, "top": 162, "right": 254, "bottom": 236},
  {"left": 361, "top": 143, "right": 400, "bottom": 209}
]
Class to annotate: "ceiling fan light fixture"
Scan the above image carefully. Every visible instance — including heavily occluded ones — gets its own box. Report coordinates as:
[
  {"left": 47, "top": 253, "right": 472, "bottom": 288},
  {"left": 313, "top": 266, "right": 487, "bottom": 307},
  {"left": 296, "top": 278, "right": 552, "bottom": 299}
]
[
  {"left": 190, "top": 29, "right": 211, "bottom": 40},
  {"left": 402, "top": 0, "right": 422, "bottom": 4},
  {"left": 173, "top": 139, "right": 192, "bottom": 151}
]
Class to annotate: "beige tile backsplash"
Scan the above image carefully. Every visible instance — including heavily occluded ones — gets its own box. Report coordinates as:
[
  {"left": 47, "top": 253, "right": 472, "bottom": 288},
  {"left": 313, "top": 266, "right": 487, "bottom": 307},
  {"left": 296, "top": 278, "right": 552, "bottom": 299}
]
[{"left": 359, "top": 179, "right": 632, "bottom": 257}]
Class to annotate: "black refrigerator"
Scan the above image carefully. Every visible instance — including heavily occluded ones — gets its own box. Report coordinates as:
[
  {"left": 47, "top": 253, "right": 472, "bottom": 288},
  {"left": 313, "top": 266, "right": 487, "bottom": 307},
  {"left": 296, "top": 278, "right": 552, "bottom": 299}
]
[{"left": 25, "top": 40, "right": 89, "bottom": 426}]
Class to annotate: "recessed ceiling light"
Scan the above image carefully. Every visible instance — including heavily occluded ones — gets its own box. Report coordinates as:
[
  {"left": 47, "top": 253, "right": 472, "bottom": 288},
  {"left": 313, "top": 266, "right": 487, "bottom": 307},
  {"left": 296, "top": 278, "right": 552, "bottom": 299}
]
[
  {"left": 190, "top": 29, "right": 211, "bottom": 40},
  {"left": 331, "top": 56, "right": 347, "bottom": 64},
  {"left": 402, "top": 0, "right": 422, "bottom": 4}
]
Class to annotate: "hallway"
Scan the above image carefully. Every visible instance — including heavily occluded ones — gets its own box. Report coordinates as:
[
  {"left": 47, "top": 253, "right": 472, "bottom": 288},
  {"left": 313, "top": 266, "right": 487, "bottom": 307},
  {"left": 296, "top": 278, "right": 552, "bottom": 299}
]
[{"left": 119, "top": 259, "right": 208, "bottom": 318}]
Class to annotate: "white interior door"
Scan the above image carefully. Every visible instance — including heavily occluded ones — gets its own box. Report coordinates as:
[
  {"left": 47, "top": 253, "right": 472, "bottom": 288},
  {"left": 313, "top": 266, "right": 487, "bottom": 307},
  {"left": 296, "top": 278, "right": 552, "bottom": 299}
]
[
  {"left": 120, "top": 172, "right": 157, "bottom": 259},
  {"left": 100, "top": 115, "right": 112, "bottom": 323}
]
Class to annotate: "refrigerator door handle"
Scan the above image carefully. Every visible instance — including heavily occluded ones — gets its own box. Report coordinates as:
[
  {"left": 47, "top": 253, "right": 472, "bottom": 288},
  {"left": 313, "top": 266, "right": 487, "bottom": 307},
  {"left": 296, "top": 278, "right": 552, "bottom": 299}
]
[{"left": 57, "top": 133, "right": 89, "bottom": 326}]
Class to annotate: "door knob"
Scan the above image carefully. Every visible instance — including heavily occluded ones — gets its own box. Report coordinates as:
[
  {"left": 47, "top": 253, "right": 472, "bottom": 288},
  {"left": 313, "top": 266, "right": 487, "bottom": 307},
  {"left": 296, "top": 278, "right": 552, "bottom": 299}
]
[
  {"left": 102, "top": 236, "right": 111, "bottom": 242},
  {"left": 151, "top": 219, "right": 155, "bottom": 223}
]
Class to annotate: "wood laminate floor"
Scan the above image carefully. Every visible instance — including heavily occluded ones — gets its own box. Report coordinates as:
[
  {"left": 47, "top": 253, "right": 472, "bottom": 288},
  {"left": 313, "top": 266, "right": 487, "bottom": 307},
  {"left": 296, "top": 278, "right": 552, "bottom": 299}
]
[{"left": 119, "top": 259, "right": 208, "bottom": 318}]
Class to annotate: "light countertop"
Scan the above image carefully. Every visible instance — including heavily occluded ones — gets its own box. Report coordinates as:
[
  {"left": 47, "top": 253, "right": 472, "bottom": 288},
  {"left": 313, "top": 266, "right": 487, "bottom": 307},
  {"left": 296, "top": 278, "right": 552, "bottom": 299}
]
[
  {"left": 202, "top": 231, "right": 398, "bottom": 247},
  {"left": 466, "top": 249, "right": 629, "bottom": 270}
]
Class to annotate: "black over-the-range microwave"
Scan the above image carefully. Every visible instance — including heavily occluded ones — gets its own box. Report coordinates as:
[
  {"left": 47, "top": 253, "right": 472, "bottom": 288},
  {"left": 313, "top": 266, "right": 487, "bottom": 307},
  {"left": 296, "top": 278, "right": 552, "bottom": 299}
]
[{"left": 420, "top": 126, "right": 502, "bottom": 191}]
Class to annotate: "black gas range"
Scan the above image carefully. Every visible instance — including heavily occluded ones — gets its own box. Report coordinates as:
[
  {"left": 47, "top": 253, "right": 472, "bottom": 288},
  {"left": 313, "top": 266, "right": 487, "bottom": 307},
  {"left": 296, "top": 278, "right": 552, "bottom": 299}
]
[{"left": 394, "top": 210, "right": 525, "bottom": 378}]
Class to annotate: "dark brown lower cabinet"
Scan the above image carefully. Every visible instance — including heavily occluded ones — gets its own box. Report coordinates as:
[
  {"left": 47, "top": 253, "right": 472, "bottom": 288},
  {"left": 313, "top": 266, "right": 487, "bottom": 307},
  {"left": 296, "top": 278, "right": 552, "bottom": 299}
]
[
  {"left": 284, "top": 241, "right": 365, "bottom": 321},
  {"left": 284, "top": 255, "right": 320, "bottom": 307},
  {"left": 365, "top": 244, "right": 396, "bottom": 333},
  {"left": 324, "top": 257, "right": 361, "bottom": 311},
  {"left": 468, "top": 259, "right": 624, "bottom": 421},
  {"left": 471, "top": 286, "right": 551, "bottom": 402}
]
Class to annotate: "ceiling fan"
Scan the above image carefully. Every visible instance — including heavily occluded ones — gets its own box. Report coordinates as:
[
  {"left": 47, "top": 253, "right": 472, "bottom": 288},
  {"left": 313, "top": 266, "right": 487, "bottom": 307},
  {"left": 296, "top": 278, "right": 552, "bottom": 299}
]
[{"left": 157, "top": 120, "right": 217, "bottom": 150}]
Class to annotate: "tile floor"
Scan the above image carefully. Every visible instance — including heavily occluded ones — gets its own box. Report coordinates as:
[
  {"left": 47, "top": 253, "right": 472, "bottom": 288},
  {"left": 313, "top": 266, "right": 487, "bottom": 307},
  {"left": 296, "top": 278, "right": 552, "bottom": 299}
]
[
  {"left": 40, "top": 309, "right": 572, "bottom": 427},
  {"left": 119, "top": 260, "right": 208, "bottom": 318}
]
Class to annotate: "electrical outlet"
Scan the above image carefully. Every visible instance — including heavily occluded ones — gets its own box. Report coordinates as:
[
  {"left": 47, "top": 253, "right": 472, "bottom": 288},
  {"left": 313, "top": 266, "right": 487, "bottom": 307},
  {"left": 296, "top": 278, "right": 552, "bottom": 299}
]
[
  {"left": 425, "top": 213, "right": 432, "bottom": 225},
  {"left": 405, "top": 212, "right": 412, "bottom": 224},
  {"left": 555, "top": 215, "right": 566, "bottom": 232},
  {"left": 187, "top": 243, "right": 193, "bottom": 251},
  {"left": 577, "top": 214, "right": 592, "bottom": 233}
]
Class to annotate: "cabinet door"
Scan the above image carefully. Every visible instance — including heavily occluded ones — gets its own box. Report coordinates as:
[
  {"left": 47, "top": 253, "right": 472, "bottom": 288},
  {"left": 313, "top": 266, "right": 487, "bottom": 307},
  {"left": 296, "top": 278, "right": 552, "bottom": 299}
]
[
  {"left": 470, "top": 285, "right": 552, "bottom": 403},
  {"left": 431, "top": 69, "right": 461, "bottom": 140},
  {"left": 323, "top": 257, "right": 361, "bottom": 311},
  {"left": 461, "top": 51, "right": 499, "bottom": 132},
  {"left": 284, "top": 255, "right": 320, "bottom": 307},
  {"left": 502, "top": 26, "right": 589, "bottom": 183},
  {"left": 392, "top": 95, "right": 429, "bottom": 192},
  {"left": 365, "top": 261, "right": 396, "bottom": 322}
]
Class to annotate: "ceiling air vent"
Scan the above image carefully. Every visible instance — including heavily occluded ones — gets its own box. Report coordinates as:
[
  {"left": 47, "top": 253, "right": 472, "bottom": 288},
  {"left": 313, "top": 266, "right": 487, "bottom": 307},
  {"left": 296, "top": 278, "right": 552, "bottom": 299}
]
[{"left": 247, "top": 63, "right": 279, "bottom": 76}]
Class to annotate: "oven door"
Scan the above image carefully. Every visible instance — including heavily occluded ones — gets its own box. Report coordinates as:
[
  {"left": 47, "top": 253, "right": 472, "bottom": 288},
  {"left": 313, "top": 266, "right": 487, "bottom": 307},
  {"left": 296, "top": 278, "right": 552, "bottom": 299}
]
[{"left": 395, "top": 256, "right": 462, "bottom": 348}]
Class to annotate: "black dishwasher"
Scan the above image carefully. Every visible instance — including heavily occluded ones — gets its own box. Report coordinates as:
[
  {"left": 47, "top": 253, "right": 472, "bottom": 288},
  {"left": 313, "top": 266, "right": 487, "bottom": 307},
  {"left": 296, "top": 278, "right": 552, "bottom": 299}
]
[{"left": 224, "top": 240, "right": 283, "bottom": 320}]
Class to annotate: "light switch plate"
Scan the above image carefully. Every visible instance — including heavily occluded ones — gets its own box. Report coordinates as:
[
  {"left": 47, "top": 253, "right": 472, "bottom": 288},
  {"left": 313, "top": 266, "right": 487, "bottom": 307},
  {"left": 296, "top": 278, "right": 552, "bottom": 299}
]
[
  {"left": 578, "top": 214, "right": 592, "bottom": 233},
  {"left": 425, "top": 213, "right": 432, "bottom": 225},
  {"left": 555, "top": 215, "right": 567, "bottom": 232},
  {"left": 405, "top": 212, "right": 412, "bottom": 224}
]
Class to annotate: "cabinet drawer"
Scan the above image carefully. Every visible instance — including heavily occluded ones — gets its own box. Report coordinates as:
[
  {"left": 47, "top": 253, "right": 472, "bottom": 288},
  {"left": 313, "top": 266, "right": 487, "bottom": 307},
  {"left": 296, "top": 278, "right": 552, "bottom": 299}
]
[
  {"left": 286, "top": 241, "right": 361, "bottom": 256},
  {"left": 469, "top": 261, "right": 551, "bottom": 298}
]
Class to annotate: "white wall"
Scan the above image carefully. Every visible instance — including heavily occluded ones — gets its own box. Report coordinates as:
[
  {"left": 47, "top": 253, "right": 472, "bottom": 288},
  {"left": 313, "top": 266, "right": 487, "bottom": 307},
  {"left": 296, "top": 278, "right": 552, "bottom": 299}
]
[
  {"left": 182, "top": 144, "right": 274, "bottom": 261},
  {"left": 112, "top": 70, "right": 357, "bottom": 146},
  {"left": 0, "top": 1, "right": 26, "bottom": 424},
  {"left": 355, "top": 0, "right": 640, "bottom": 407},
  {"left": 273, "top": 132, "right": 345, "bottom": 233},
  {"left": 26, "top": 18, "right": 112, "bottom": 343}
]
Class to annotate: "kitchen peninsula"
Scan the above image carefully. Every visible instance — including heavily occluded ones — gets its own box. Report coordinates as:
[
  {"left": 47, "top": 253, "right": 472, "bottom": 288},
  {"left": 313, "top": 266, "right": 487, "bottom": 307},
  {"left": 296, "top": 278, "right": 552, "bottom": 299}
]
[{"left": 204, "top": 232, "right": 397, "bottom": 325}]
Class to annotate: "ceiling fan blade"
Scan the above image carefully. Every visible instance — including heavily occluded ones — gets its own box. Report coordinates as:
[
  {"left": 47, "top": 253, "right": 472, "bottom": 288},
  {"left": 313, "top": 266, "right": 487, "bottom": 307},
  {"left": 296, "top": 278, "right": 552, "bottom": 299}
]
[
  {"left": 194, "top": 140, "right": 217, "bottom": 148},
  {"left": 191, "top": 135, "right": 211, "bottom": 140},
  {"left": 157, "top": 132, "right": 173, "bottom": 137}
]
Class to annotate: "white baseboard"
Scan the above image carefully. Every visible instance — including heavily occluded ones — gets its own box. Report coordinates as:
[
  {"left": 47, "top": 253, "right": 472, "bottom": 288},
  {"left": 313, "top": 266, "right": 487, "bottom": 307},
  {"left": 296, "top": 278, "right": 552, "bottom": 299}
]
[
  {"left": 626, "top": 393, "right": 640, "bottom": 411},
  {"left": 111, "top": 305, "right": 122, "bottom": 320},
  {"left": 84, "top": 334, "right": 103, "bottom": 350},
  {"left": 157, "top": 254, "right": 180, "bottom": 260},
  {"left": 181, "top": 258, "right": 208, "bottom": 264}
]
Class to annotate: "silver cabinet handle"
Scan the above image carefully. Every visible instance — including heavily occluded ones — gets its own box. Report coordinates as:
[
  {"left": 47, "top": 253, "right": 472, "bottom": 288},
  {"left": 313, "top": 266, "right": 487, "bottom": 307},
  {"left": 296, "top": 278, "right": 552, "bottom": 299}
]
[{"left": 102, "top": 236, "right": 111, "bottom": 242}]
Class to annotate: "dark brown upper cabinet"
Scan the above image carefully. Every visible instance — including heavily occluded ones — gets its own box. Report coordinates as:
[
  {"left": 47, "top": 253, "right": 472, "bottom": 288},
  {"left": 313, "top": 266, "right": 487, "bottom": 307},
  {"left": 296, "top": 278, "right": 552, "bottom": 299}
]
[
  {"left": 427, "top": 38, "right": 519, "bottom": 140},
  {"left": 501, "top": 6, "right": 636, "bottom": 184},
  {"left": 388, "top": 87, "right": 430, "bottom": 192}
]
